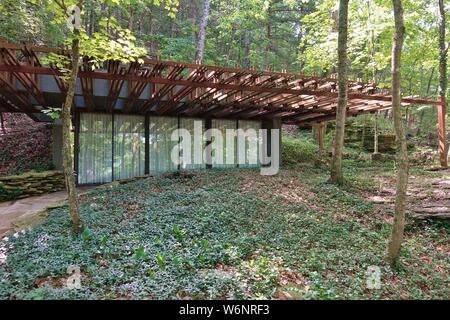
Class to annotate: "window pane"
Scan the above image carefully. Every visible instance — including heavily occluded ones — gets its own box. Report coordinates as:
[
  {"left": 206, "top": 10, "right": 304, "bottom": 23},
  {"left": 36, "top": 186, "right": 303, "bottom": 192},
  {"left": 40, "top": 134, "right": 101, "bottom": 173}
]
[
  {"left": 238, "top": 120, "right": 261, "bottom": 167},
  {"left": 211, "top": 119, "right": 236, "bottom": 168},
  {"left": 78, "top": 113, "right": 112, "bottom": 184},
  {"left": 179, "top": 118, "right": 205, "bottom": 170},
  {"left": 149, "top": 116, "right": 178, "bottom": 173},
  {"left": 114, "top": 115, "right": 145, "bottom": 180}
]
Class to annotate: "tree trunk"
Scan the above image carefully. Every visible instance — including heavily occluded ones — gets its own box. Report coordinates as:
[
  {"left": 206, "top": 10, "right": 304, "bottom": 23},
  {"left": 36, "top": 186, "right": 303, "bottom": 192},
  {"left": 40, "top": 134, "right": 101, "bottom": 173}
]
[
  {"left": 387, "top": 0, "right": 408, "bottom": 269},
  {"left": 367, "top": 0, "right": 376, "bottom": 81},
  {"left": 62, "top": 29, "right": 83, "bottom": 234},
  {"left": 438, "top": 0, "right": 448, "bottom": 167},
  {"left": 264, "top": 1, "right": 275, "bottom": 70},
  {"left": 330, "top": 0, "right": 349, "bottom": 185},
  {"left": 195, "top": 0, "right": 210, "bottom": 63},
  {"left": 243, "top": 31, "right": 251, "bottom": 69},
  {"left": 128, "top": 6, "right": 134, "bottom": 31}
]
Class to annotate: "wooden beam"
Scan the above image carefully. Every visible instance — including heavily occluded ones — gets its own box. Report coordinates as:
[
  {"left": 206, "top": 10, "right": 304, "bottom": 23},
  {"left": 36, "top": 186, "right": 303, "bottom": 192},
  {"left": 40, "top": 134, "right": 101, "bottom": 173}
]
[
  {"left": 80, "top": 58, "right": 95, "bottom": 111},
  {"left": 0, "top": 64, "right": 439, "bottom": 106},
  {"left": 123, "top": 63, "right": 164, "bottom": 113},
  {"left": 140, "top": 65, "right": 185, "bottom": 113},
  {"left": 0, "top": 49, "right": 46, "bottom": 107}
]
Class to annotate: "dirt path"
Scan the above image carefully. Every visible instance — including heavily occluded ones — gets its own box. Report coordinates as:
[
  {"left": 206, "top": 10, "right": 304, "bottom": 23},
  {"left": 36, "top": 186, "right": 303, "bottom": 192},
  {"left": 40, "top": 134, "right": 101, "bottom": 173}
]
[
  {"left": 366, "top": 169, "right": 450, "bottom": 220},
  {"left": 0, "top": 187, "right": 92, "bottom": 237}
]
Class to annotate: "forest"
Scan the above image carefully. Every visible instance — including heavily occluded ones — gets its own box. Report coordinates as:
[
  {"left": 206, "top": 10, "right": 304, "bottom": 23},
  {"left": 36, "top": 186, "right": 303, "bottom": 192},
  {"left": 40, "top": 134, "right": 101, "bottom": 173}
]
[
  {"left": 0, "top": 0, "right": 445, "bottom": 86},
  {"left": 1, "top": 0, "right": 447, "bottom": 136},
  {"left": 0, "top": 0, "right": 449, "bottom": 302}
]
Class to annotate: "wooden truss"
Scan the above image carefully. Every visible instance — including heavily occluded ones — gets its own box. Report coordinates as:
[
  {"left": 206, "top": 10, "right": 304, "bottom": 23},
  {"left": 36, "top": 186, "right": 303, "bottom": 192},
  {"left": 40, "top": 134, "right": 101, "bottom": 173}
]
[{"left": 0, "top": 42, "right": 441, "bottom": 126}]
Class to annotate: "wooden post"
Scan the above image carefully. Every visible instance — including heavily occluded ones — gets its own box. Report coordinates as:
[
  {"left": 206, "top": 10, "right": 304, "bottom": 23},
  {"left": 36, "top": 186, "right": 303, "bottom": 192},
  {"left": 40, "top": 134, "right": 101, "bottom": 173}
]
[
  {"left": 316, "top": 122, "right": 325, "bottom": 151},
  {"left": 438, "top": 96, "right": 448, "bottom": 167}
]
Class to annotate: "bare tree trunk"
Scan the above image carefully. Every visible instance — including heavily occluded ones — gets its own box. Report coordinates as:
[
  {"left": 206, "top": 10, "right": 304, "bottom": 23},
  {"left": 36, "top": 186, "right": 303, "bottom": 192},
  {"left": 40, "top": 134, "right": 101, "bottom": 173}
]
[
  {"left": 195, "top": 0, "right": 210, "bottom": 63},
  {"left": 367, "top": 0, "right": 376, "bottom": 82},
  {"left": 438, "top": 0, "right": 448, "bottom": 166},
  {"left": 330, "top": 0, "right": 349, "bottom": 185},
  {"left": 62, "top": 29, "right": 83, "bottom": 233},
  {"left": 190, "top": 1, "right": 198, "bottom": 44},
  {"left": 387, "top": 0, "right": 408, "bottom": 269},
  {"left": 243, "top": 31, "right": 251, "bottom": 69},
  {"left": 128, "top": 6, "right": 134, "bottom": 31}
]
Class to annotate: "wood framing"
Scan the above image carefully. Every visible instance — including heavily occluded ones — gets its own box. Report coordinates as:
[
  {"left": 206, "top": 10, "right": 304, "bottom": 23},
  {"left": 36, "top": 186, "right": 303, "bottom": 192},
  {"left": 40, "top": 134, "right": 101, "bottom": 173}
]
[{"left": 0, "top": 43, "right": 440, "bottom": 126}]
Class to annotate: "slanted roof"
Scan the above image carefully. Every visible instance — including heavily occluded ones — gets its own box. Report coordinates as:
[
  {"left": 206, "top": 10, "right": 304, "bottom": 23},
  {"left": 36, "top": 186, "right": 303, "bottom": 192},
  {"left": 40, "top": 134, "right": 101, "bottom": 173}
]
[{"left": 0, "top": 43, "right": 439, "bottom": 124}]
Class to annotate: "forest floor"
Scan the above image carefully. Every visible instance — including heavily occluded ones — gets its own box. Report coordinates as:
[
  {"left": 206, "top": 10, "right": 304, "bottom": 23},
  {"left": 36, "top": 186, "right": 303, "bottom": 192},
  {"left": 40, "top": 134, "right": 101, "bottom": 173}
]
[
  {"left": 366, "top": 167, "right": 450, "bottom": 220},
  {"left": 0, "top": 143, "right": 448, "bottom": 300}
]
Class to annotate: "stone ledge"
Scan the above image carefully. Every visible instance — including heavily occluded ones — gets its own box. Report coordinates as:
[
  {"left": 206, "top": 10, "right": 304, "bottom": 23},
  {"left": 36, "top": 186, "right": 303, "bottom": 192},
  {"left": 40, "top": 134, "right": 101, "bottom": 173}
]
[{"left": 0, "top": 171, "right": 65, "bottom": 202}]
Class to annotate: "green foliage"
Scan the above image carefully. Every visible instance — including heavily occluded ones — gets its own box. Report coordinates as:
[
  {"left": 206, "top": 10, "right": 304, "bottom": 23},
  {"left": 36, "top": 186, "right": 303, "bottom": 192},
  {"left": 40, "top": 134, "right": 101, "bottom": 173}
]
[
  {"left": 282, "top": 135, "right": 319, "bottom": 165},
  {"left": 312, "top": 182, "right": 374, "bottom": 216},
  {"left": 80, "top": 19, "right": 147, "bottom": 66},
  {"left": 41, "top": 108, "right": 61, "bottom": 120},
  {"left": 1, "top": 0, "right": 447, "bottom": 104},
  {"left": 133, "top": 246, "right": 149, "bottom": 261},
  {"left": 297, "top": 0, "right": 448, "bottom": 101},
  {"left": 1, "top": 168, "right": 448, "bottom": 300},
  {"left": 81, "top": 228, "right": 93, "bottom": 241}
]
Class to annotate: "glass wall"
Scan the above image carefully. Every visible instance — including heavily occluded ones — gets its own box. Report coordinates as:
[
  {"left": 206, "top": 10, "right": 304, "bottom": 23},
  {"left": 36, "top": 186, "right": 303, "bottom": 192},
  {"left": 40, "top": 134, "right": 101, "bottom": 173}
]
[
  {"left": 179, "top": 118, "right": 205, "bottom": 170},
  {"left": 114, "top": 115, "right": 145, "bottom": 180},
  {"left": 77, "top": 113, "right": 262, "bottom": 184},
  {"left": 78, "top": 113, "right": 113, "bottom": 184},
  {"left": 149, "top": 116, "right": 178, "bottom": 173},
  {"left": 237, "top": 120, "right": 261, "bottom": 167},
  {"left": 211, "top": 119, "right": 237, "bottom": 168}
]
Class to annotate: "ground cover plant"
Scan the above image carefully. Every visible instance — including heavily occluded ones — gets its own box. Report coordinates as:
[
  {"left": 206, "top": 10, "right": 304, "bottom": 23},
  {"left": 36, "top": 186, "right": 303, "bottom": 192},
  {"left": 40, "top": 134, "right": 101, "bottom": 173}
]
[{"left": 0, "top": 138, "right": 448, "bottom": 299}]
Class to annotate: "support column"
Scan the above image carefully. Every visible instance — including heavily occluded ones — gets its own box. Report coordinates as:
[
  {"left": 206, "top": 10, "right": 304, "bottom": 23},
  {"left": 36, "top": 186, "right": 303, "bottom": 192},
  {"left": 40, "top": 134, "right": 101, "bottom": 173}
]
[
  {"left": 317, "top": 123, "right": 325, "bottom": 151},
  {"left": 373, "top": 112, "right": 379, "bottom": 154},
  {"left": 438, "top": 96, "right": 447, "bottom": 167}
]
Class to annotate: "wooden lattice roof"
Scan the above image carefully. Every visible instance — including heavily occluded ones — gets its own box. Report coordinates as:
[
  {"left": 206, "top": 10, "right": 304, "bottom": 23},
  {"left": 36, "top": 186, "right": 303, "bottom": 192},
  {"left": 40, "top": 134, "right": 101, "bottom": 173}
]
[{"left": 0, "top": 42, "right": 440, "bottom": 124}]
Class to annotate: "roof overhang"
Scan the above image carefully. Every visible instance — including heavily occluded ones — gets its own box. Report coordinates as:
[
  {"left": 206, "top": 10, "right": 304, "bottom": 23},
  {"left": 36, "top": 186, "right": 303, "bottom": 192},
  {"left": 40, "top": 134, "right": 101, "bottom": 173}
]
[{"left": 0, "top": 42, "right": 440, "bottom": 124}]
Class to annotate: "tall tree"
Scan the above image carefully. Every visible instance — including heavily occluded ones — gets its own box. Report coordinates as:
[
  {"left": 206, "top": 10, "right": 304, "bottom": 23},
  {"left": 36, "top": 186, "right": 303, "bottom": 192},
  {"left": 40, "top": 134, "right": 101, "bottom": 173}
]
[
  {"left": 438, "top": 0, "right": 448, "bottom": 167},
  {"left": 54, "top": 0, "right": 84, "bottom": 233},
  {"left": 195, "top": 0, "right": 210, "bottom": 63},
  {"left": 330, "top": 0, "right": 349, "bottom": 185},
  {"left": 43, "top": 0, "right": 149, "bottom": 233},
  {"left": 387, "top": 0, "right": 408, "bottom": 269}
]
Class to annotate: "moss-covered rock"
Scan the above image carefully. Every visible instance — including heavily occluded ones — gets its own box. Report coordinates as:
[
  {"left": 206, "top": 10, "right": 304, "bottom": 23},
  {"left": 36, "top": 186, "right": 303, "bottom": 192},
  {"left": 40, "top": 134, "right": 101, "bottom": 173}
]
[{"left": 0, "top": 170, "right": 65, "bottom": 202}]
